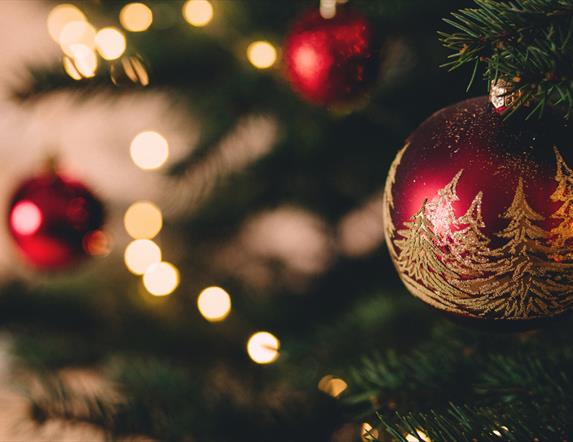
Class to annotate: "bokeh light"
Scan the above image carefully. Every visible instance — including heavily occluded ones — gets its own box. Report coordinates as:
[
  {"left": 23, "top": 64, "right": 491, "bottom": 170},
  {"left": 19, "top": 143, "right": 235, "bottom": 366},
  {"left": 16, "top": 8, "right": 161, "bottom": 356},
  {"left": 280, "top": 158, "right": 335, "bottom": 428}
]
[
  {"left": 197, "top": 286, "right": 232, "bottom": 322},
  {"left": 59, "top": 20, "right": 96, "bottom": 55},
  {"left": 360, "top": 423, "right": 379, "bottom": 442},
  {"left": 182, "top": 0, "right": 213, "bottom": 27},
  {"left": 124, "top": 239, "right": 161, "bottom": 275},
  {"left": 246, "top": 41, "right": 277, "bottom": 69},
  {"left": 124, "top": 201, "right": 163, "bottom": 239},
  {"left": 320, "top": 0, "right": 337, "bottom": 19},
  {"left": 247, "top": 331, "right": 280, "bottom": 364},
  {"left": 47, "top": 4, "right": 86, "bottom": 42},
  {"left": 11, "top": 201, "right": 42, "bottom": 235},
  {"left": 119, "top": 2, "right": 153, "bottom": 32},
  {"left": 67, "top": 44, "right": 98, "bottom": 78},
  {"left": 318, "top": 375, "right": 348, "bottom": 398},
  {"left": 63, "top": 56, "right": 82, "bottom": 80},
  {"left": 405, "top": 430, "right": 431, "bottom": 442},
  {"left": 95, "top": 27, "right": 126, "bottom": 60},
  {"left": 130, "top": 131, "right": 169, "bottom": 170},
  {"left": 83, "top": 230, "right": 111, "bottom": 256},
  {"left": 143, "top": 261, "right": 180, "bottom": 296}
]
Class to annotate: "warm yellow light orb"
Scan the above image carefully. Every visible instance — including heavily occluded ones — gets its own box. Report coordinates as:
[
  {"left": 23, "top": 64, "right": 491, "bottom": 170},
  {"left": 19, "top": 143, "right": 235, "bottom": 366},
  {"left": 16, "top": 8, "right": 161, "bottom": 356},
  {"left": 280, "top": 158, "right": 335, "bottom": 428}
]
[
  {"left": 246, "top": 41, "right": 277, "bottom": 69},
  {"left": 124, "top": 201, "right": 163, "bottom": 239},
  {"left": 247, "top": 331, "right": 280, "bottom": 364},
  {"left": 47, "top": 4, "right": 86, "bottom": 42},
  {"left": 143, "top": 261, "right": 180, "bottom": 296},
  {"left": 182, "top": 0, "right": 213, "bottom": 27},
  {"left": 68, "top": 44, "right": 98, "bottom": 78},
  {"left": 130, "top": 131, "right": 169, "bottom": 170},
  {"left": 197, "top": 286, "right": 231, "bottom": 322},
  {"left": 95, "top": 27, "right": 126, "bottom": 60},
  {"left": 119, "top": 2, "right": 153, "bottom": 32},
  {"left": 124, "top": 239, "right": 162, "bottom": 275},
  {"left": 59, "top": 20, "right": 96, "bottom": 55},
  {"left": 360, "top": 423, "right": 379, "bottom": 442},
  {"left": 318, "top": 375, "right": 348, "bottom": 398}
]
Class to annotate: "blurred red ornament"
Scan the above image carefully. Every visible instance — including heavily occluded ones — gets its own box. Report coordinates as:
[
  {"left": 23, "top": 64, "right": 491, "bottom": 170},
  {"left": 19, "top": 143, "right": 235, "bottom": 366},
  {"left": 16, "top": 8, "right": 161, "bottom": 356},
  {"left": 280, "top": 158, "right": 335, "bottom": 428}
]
[
  {"left": 284, "top": 8, "right": 379, "bottom": 107},
  {"left": 8, "top": 172, "right": 105, "bottom": 270},
  {"left": 383, "top": 96, "right": 573, "bottom": 328}
]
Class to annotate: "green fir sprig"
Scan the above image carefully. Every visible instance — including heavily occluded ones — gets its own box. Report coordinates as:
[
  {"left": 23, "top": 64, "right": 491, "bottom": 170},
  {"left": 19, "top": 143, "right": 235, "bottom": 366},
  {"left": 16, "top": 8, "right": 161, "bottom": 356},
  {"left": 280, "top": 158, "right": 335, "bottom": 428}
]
[{"left": 440, "top": 0, "right": 573, "bottom": 118}]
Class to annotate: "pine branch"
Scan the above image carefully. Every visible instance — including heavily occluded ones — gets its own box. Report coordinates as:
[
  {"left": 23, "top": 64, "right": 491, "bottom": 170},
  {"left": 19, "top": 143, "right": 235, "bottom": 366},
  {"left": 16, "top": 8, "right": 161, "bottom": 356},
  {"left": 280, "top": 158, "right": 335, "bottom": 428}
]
[
  {"left": 440, "top": 0, "right": 573, "bottom": 117},
  {"left": 347, "top": 324, "right": 573, "bottom": 441}
]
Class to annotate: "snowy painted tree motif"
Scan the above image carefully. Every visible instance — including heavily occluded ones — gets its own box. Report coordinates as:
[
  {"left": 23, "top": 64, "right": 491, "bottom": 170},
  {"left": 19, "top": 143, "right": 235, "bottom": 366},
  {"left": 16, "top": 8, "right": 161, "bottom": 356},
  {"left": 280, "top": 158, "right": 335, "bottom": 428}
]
[
  {"left": 383, "top": 143, "right": 409, "bottom": 259},
  {"left": 550, "top": 146, "right": 573, "bottom": 254},
  {"left": 476, "top": 178, "right": 570, "bottom": 318}
]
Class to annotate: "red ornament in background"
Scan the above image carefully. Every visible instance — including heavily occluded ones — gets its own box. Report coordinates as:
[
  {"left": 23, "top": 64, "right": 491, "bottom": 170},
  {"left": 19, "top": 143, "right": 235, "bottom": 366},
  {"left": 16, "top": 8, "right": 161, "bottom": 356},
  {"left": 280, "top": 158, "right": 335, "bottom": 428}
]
[
  {"left": 383, "top": 96, "right": 573, "bottom": 328},
  {"left": 284, "top": 8, "right": 379, "bottom": 107},
  {"left": 8, "top": 171, "right": 106, "bottom": 270}
]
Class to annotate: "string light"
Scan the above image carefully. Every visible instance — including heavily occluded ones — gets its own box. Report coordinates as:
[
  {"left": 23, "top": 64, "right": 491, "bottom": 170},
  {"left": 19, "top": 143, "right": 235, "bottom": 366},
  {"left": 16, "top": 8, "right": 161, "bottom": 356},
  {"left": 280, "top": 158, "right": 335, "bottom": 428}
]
[
  {"left": 130, "top": 131, "right": 169, "bottom": 170},
  {"left": 182, "top": 0, "right": 213, "bottom": 27},
  {"left": 317, "top": 375, "right": 348, "bottom": 398},
  {"left": 360, "top": 423, "right": 379, "bottom": 442},
  {"left": 320, "top": 0, "right": 337, "bottom": 19},
  {"left": 58, "top": 20, "right": 96, "bottom": 55},
  {"left": 123, "top": 57, "right": 150, "bottom": 86},
  {"left": 143, "top": 261, "right": 180, "bottom": 296},
  {"left": 247, "top": 331, "right": 280, "bottom": 364},
  {"left": 47, "top": 4, "right": 86, "bottom": 42},
  {"left": 95, "top": 27, "right": 126, "bottom": 60},
  {"left": 124, "top": 239, "right": 162, "bottom": 275},
  {"left": 63, "top": 56, "right": 82, "bottom": 80},
  {"left": 83, "top": 230, "right": 111, "bottom": 257},
  {"left": 124, "top": 201, "right": 163, "bottom": 239},
  {"left": 197, "top": 286, "right": 232, "bottom": 322},
  {"left": 67, "top": 44, "right": 98, "bottom": 78},
  {"left": 119, "top": 2, "right": 153, "bottom": 32},
  {"left": 246, "top": 41, "right": 277, "bottom": 69},
  {"left": 405, "top": 430, "right": 432, "bottom": 442}
]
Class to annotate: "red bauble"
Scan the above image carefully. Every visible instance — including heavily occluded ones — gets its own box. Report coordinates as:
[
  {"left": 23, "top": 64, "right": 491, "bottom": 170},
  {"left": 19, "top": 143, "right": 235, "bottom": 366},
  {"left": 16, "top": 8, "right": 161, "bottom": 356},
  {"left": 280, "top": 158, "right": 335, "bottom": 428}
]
[
  {"left": 284, "top": 8, "right": 379, "bottom": 107},
  {"left": 383, "top": 96, "right": 573, "bottom": 328},
  {"left": 8, "top": 172, "right": 105, "bottom": 270}
]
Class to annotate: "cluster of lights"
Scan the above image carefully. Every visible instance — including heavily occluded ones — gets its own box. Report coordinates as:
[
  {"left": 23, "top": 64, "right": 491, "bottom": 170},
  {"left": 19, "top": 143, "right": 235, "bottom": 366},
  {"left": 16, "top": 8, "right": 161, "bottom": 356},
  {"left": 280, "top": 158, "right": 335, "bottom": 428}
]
[
  {"left": 48, "top": 2, "right": 281, "bottom": 365},
  {"left": 50, "top": 1, "right": 278, "bottom": 83},
  {"left": 123, "top": 200, "right": 179, "bottom": 297},
  {"left": 48, "top": 4, "right": 127, "bottom": 80}
]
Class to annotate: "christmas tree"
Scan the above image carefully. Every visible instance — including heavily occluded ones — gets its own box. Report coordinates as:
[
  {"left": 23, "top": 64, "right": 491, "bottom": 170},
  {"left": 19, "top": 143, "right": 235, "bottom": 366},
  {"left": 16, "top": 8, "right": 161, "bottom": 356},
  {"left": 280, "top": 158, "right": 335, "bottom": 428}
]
[{"left": 0, "top": 0, "right": 572, "bottom": 441}]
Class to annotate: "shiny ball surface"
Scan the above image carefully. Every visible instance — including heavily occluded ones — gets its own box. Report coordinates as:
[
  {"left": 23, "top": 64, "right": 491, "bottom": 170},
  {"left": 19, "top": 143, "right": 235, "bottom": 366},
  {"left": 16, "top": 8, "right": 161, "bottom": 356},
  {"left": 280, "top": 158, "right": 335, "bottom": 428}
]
[
  {"left": 284, "top": 9, "right": 379, "bottom": 107},
  {"left": 383, "top": 96, "right": 573, "bottom": 327},
  {"left": 8, "top": 172, "right": 105, "bottom": 270}
]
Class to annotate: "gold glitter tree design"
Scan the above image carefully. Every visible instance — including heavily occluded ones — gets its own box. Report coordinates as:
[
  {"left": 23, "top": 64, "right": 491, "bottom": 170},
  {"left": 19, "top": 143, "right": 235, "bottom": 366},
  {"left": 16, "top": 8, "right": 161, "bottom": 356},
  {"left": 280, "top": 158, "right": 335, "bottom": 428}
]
[
  {"left": 426, "top": 170, "right": 463, "bottom": 246},
  {"left": 383, "top": 143, "right": 408, "bottom": 259},
  {"left": 550, "top": 146, "right": 573, "bottom": 252},
  {"left": 450, "top": 191, "right": 493, "bottom": 277},
  {"left": 476, "top": 178, "right": 569, "bottom": 318},
  {"left": 395, "top": 200, "right": 463, "bottom": 309}
]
